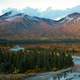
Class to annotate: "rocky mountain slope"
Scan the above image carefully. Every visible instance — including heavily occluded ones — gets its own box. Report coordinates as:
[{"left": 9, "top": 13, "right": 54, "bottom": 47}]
[{"left": 0, "top": 11, "right": 80, "bottom": 40}]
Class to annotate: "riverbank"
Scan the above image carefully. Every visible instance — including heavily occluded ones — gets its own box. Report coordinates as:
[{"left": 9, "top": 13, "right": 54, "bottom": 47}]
[
  {"left": 29, "top": 67, "right": 72, "bottom": 77},
  {"left": 26, "top": 67, "right": 73, "bottom": 80},
  {"left": 0, "top": 67, "right": 73, "bottom": 80},
  {"left": 0, "top": 74, "right": 27, "bottom": 80}
]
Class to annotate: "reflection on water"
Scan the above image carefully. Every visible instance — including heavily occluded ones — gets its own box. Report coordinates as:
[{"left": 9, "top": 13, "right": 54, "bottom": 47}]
[{"left": 26, "top": 56, "right": 80, "bottom": 80}]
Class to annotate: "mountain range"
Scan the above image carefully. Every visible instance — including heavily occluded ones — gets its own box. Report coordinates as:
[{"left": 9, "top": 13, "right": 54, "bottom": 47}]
[{"left": 0, "top": 11, "right": 80, "bottom": 40}]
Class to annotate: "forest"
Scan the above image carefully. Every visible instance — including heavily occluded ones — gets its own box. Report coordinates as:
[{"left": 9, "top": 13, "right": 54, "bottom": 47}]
[{"left": 0, "top": 47, "right": 73, "bottom": 74}]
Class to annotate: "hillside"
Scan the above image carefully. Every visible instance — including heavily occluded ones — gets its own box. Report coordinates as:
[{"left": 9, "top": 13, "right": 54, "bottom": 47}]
[{"left": 0, "top": 11, "right": 80, "bottom": 40}]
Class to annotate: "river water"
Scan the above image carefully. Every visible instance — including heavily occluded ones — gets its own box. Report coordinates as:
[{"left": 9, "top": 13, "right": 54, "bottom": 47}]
[{"left": 26, "top": 56, "right": 80, "bottom": 80}]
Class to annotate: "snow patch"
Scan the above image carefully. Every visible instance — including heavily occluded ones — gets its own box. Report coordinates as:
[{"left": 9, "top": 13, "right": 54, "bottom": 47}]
[
  {"left": 76, "top": 17, "right": 80, "bottom": 21},
  {"left": 66, "top": 16, "right": 74, "bottom": 22}
]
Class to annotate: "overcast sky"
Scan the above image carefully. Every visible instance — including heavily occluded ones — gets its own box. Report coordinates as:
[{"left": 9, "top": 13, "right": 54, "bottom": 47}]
[{"left": 0, "top": 0, "right": 80, "bottom": 11}]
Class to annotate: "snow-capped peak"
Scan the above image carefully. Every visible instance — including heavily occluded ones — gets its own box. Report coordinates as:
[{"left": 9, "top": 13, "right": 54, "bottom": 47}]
[
  {"left": 65, "top": 16, "right": 74, "bottom": 22},
  {"left": 0, "top": 9, "right": 24, "bottom": 20}
]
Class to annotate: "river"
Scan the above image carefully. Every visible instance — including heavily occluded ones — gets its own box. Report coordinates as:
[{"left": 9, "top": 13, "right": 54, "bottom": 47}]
[{"left": 26, "top": 56, "right": 80, "bottom": 80}]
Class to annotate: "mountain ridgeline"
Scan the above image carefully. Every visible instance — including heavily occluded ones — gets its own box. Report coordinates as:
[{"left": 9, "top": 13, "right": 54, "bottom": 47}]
[{"left": 0, "top": 11, "right": 80, "bottom": 44}]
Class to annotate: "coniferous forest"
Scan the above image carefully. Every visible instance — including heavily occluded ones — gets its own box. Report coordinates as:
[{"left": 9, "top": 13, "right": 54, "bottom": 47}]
[{"left": 0, "top": 47, "right": 73, "bottom": 74}]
